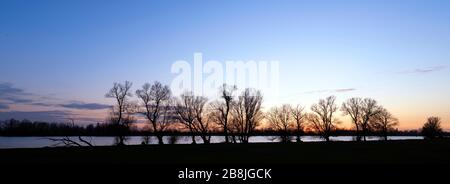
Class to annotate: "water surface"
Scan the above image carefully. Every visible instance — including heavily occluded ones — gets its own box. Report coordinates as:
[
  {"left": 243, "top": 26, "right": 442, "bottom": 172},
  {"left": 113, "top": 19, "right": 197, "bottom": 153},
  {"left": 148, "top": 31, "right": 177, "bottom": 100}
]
[{"left": 0, "top": 136, "right": 424, "bottom": 149}]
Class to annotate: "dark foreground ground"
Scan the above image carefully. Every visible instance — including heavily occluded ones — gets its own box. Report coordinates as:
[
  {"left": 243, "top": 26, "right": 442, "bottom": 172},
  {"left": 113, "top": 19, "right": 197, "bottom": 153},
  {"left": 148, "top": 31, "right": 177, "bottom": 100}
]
[
  {"left": 1, "top": 140, "right": 450, "bottom": 183},
  {"left": 1, "top": 140, "right": 450, "bottom": 164}
]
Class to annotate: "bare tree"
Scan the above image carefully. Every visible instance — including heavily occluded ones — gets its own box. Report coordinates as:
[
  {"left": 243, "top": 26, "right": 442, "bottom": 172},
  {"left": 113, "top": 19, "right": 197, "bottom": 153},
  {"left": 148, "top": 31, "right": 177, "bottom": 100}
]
[
  {"left": 360, "top": 98, "right": 382, "bottom": 141},
  {"left": 192, "top": 95, "right": 211, "bottom": 144},
  {"left": 291, "top": 105, "right": 306, "bottom": 142},
  {"left": 341, "top": 97, "right": 363, "bottom": 141},
  {"left": 174, "top": 92, "right": 211, "bottom": 144},
  {"left": 105, "top": 81, "right": 134, "bottom": 146},
  {"left": 136, "top": 81, "right": 172, "bottom": 145},
  {"left": 267, "top": 104, "right": 293, "bottom": 143},
  {"left": 107, "top": 103, "right": 137, "bottom": 145},
  {"left": 230, "top": 89, "right": 263, "bottom": 143},
  {"left": 210, "top": 84, "right": 237, "bottom": 143},
  {"left": 175, "top": 93, "right": 196, "bottom": 144},
  {"left": 422, "top": 116, "right": 443, "bottom": 140},
  {"left": 372, "top": 107, "right": 398, "bottom": 141},
  {"left": 308, "top": 96, "right": 339, "bottom": 142}
]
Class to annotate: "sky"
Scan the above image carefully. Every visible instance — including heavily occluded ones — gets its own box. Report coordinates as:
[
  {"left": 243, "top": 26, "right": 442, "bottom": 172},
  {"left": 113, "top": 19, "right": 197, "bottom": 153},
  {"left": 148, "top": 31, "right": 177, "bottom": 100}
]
[{"left": 0, "top": 0, "right": 449, "bottom": 130}]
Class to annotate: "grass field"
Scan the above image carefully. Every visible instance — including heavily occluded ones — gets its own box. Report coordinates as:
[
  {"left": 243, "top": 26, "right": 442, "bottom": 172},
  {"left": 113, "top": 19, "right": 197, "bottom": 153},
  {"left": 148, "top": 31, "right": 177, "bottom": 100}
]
[{"left": 1, "top": 140, "right": 450, "bottom": 165}]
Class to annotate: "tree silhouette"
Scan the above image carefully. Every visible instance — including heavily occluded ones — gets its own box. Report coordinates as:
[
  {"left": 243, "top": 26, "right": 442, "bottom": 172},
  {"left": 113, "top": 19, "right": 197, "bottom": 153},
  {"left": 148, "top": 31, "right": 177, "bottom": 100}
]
[
  {"left": 308, "top": 96, "right": 339, "bottom": 142},
  {"left": 360, "top": 98, "right": 382, "bottom": 141},
  {"left": 372, "top": 107, "right": 398, "bottom": 141},
  {"left": 136, "top": 81, "right": 172, "bottom": 145},
  {"left": 267, "top": 104, "right": 293, "bottom": 143},
  {"left": 422, "top": 117, "right": 443, "bottom": 140},
  {"left": 341, "top": 97, "right": 363, "bottom": 141},
  {"left": 107, "top": 106, "right": 136, "bottom": 145},
  {"left": 175, "top": 92, "right": 198, "bottom": 144},
  {"left": 210, "top": 84, "right": 237, "bottom": 143},
  {"left": 230, "top": 88, "right": 263, "bottom": 143},
  {"left": 291, "top": 105, "right": 306, "bottom": 142},
  {"left": 105, "top": 81, "right": 134, "bottom": 146},
  {"left": 191, "top": 95, "right": 211, "bottom": 144}
]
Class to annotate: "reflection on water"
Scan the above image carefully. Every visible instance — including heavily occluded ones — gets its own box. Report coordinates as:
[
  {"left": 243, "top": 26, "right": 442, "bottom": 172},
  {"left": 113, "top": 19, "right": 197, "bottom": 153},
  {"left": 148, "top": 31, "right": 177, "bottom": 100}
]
[{"left": 0, "top": 136, "right": 424, "bottom": 149}]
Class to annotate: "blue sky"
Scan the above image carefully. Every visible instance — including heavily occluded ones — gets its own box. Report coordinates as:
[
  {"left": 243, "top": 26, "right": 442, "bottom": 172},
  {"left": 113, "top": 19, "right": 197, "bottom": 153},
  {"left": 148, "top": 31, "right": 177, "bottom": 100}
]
[{"left": 1, "top": 0, "right": 449, "bottom": 129}]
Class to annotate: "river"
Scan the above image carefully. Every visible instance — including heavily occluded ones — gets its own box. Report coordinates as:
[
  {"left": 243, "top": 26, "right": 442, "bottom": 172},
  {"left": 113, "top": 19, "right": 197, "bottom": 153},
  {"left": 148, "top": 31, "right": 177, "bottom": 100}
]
[{"left": 0, "top": 136, "right": 424, "bottom": 149}]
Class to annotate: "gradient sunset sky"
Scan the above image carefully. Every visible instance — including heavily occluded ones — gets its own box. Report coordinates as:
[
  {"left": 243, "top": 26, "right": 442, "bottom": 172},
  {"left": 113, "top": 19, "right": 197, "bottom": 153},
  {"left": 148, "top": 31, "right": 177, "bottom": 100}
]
[{"left": 1, "top": 0, "right": 449, "bottom": 130}]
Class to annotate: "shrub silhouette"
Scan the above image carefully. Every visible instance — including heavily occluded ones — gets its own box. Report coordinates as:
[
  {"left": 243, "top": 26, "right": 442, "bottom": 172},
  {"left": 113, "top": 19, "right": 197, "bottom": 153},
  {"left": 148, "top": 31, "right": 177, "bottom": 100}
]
[{"left": 422, "top": 117, "right": 443, "bottom": 140}]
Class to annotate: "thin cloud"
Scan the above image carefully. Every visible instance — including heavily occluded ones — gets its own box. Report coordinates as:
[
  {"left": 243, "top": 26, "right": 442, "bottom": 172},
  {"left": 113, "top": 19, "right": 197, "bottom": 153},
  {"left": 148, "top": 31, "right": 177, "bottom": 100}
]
[
  {"left": 39, "top": 95, "right": 61, "bottom": 101},
  {"left": 303, "top": 90, "right": 329, "bottom": 94},
  {"left": 1, "top": 82, "right": 112, "bottom": 109},
  {"left": 334, "top": 88, "right": 356, "bottom": 92},
  {"left": 0, "top": 82, "right": 33, "bottom": 97},
  {"left": 60, "top": 102, "right": 112, "bottom": 110},
  {"left": 304, "top": 88, "right": 356, "bottom": 94},
  {"left": 0, "top": 82, "right": 34, "bottom": 104},
  {"left": 73, "top": 117, "right": 107, "bottom": 124},
  {"left": 398, "top": 65, "right": 446, "bottom": 74},
  {"left": 3, "top": 97, "right": 33, "bottom": 103},
  {"left": 0, "top": 83, "right": 110, "bottom": 123},
  {"left": 0, "top": 110, "right": 74, "bottom": 122},
  {"left": 30, "top": 102, "right": 55, "bottom": 107},
  {"left": 0, "top": 103, "right": 9, "bottom": 109}
]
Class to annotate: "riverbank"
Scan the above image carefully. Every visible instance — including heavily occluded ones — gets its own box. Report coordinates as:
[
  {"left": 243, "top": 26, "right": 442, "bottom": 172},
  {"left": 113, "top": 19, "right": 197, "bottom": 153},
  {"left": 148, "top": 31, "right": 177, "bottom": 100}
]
[
  {"left": 0, "top": 135, "right": 425, "bottom": 148},
  {"left": 1, "top": 139, "right": 450, "bottom": 165}
]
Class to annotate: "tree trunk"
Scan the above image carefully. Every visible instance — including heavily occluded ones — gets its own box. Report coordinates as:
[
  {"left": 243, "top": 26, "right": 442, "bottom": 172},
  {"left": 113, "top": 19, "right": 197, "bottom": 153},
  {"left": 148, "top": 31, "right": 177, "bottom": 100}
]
[
  {"left": 296, "top": 127, "right": 302, "bottom": 142},
  {"left": 202, "top": 136, "right": 210, "bottom": 144},
  {"left": 362, "top": 127, "right": 367, "bottom": 142},
  {"left": 224, "top": 128, "right": 229, "bottom": 143},
  {"left": 241, "top": 136, "right": 249, "bottom": 144},
  {"left": 117, "top": 136, "right": 125, "bottom": 146},
  {"left": 156, "top": 135, "right": 164, "bottom": 145},
  {"left": 231, "top": 135, "right": 237, "bottom": 144},
  {"left": 355, "top": 126, "right": 362, "bottom": 141}
]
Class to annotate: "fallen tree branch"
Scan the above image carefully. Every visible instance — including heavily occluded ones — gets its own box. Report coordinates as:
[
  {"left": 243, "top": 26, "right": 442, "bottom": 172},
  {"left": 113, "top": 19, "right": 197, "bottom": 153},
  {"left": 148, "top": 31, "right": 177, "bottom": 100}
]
[
  {"left": 78, "top": 136, "right": 93, "bottom": 147},
  {"left": 48, "top": 136, "right": 93, "bottom": 147}
]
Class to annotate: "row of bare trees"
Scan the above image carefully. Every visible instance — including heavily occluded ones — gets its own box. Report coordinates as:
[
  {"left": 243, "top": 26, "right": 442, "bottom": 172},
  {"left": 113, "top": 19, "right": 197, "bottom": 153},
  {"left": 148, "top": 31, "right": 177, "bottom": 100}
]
[
  {"left": 266, "top": 96, "right": 398, "bottom": 142},
  {"left": 341, "top": 97, "right": 398, "bottom": 141},
  {"left": 174, "top": 86, "right": 264, "bottom": 144},
  {"left": 105, "top": 81, "right": 264, "bottom": 145},
  {"left": 106, "top": 81, "right": 399, "bottom": 145}
]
